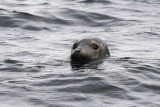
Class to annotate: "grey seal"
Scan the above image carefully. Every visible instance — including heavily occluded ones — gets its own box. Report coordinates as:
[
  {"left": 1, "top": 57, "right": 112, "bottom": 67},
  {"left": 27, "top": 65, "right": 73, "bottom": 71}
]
[{"left": 71, "top": 38, "right": 110, "bottom": 64}]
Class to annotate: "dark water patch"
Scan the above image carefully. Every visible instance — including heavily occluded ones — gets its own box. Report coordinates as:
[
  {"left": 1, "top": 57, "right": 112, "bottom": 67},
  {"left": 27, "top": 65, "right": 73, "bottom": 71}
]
[
  {"left": 22, "top": 26, "right": 50, "bottom": 31},
  {"left": 112, "top": 57, "right": 160, "bottom": 96},
  {"left": 0, "top": 66, "right": 41, "bottom": 72},
  {"left": 13, "top": 51, "right": 45, "bottom": 57},
  {"left": 0, "top": 8, "right": 6, "bottom": 11},
  {"left": 60, "top": 8, "right": 122, "bottom": 27},
  {"left": 0, "top": 6, "right": 126, "bottom": 29},
  {"left": 0, "top": 9, "right": 24, "bottom": 27},
  {"left": 130, "top": 64, "right": 160, "bottom": 76},
  {"left": 33, "top": 73, "right": 90, "bottom": 80},
  {"left": 135, "top": 31, "right": 160, "bottom": 40},
  {"left": 33, "top": 74, "right": 61, "bottom": 79},
  {"left": 14, "top": 11, "right": 72, "bottom": 25},
  {"left": 0, "top": 41, "right": 18, "bottom": 47},
  {"left": 120, "top": 8, "right": 144, "bottom": 13},
  {"left": 142, "top": 83, "right": 160, "bottom": 93},
  {"left": 0, "top": 16, "right": 21, "bottom": 27},
  {"left": 22, "top": 25, "right": 42, "bottom": 31},
  {"left": 130, "top": 0, "right": 160, "bottom": 4},
  {"left": 116, "top": 57, "right": 160, "bottom": 74},
  {"left": 1, "top": 1, "right": 49, "bottom": 8},
  {"left": 79, "top": 0, "right": 111, "bottom": 4},
  {"left": 132, "top": 83, "right": 160, "bottom": 94},
  {"left": 57, "top": 80, "right": 126, "bottom": 94},
  {"left": 4, "top": 59, "right": 22, "bottom": 64},
  {"left": 3, "top": 83, "right": 34, "bottom": 92},
  {"left": 7, "top": 80, "right": 28, "bottom": 84},
  {"left": 40, "top": 2, "right": 49, "bottom": 5},
  {"left": 0, "top": 8, "right": 10, "bottom": 13},
  {"left": 0, "top": 8, "right": 9, "bottom": 12},
  {"left": 142, "top": 64, "right": 160, "bottom": 74},
  {"left": 115, "top": 57, "right": 143, "bottom": 66},
  {"left": 46, "top": 104, "right": 71, "bottom": 107},
  {"left": 28, "top": 98, "right": 46, "bottom": 106},
  {"left": 0, "top": 9, "right": 73, "bottom": 29},
  {"left": 126, "top": 68, "right": 143, "bottom": 74},
  {"left": 27, "top": 95, "right": 85, "bottom": 107},
  {"left": 32, "top": 76, "right": 103, "bottom": 86},
  {"left": 0, "top": 91, "right": 22, "bottom": 98},
  {"left": 144, "top": 31, "right": 160, "bottom": 36}
]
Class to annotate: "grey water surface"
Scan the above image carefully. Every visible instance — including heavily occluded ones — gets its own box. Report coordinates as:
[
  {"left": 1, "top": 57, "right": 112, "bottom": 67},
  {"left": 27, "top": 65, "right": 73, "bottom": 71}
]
[{"left": 0, "top": 0, "right": 160, "bottom": 107}]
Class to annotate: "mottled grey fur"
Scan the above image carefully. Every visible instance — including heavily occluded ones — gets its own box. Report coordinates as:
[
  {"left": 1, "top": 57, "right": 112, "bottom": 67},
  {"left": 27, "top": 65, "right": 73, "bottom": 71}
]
[{"left": 71, "top": 38, "right": 110, "bottom": 64}]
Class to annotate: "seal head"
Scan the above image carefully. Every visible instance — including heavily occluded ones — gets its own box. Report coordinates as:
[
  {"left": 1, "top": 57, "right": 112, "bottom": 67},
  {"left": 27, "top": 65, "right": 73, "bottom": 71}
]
[{"left": 71, "top": 38, "right": 110, "bottom": 64}]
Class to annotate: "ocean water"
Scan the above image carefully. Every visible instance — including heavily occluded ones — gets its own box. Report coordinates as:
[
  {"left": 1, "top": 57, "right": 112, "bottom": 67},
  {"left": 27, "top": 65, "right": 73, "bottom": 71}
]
[{"left": 0, "top": 0, "right": 160, "bottom": 107}]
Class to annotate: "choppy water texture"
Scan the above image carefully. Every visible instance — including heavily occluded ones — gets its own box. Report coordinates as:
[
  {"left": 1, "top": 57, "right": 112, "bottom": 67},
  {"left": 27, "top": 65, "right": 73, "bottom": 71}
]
[{"left": 0, "top": 0, "right": 160, "bottom": 107}]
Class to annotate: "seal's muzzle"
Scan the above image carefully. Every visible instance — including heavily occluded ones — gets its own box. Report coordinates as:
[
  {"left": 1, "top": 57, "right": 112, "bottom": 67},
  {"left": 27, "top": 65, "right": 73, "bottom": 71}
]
[{"left": 71, "top": 48, "right": 91, "bottom": 63}]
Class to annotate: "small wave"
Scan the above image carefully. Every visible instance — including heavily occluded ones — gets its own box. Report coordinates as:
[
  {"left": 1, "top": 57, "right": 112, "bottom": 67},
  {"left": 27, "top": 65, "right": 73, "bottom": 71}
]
[
  {"left": 56, "top": 79, "right": 126, "bottom": 94},
  {"left": 0, "top": 9, "right": 72, "bottom": 30},
  {"left": 32, "top": 76, "right": 103, "bottom": 86},
  {"left": 132, "top": 82, "right": 160, "bottom": 94},
  {"left": 22, "top": 25, "right": 42, "bottom": 31},
  {"left": 60, "top": 8, "right": 122, "bottom": 27},
  {"left": 1, "top": 59, "right": 44, "bottom": 72},
  {"left": 79, "top": 0, "right": 111, "bottom": 4},
  {"left": 0, "top": 66, "right": 41, "bottom": 72},
  {"left": 4, "top": 59, "right": 22, "bottom": 64},
  {"left": 0, "top": 7, "right": 124, "bottom": 29},
  {"left": 0, "top": 16, "right": 21, "bottom": 27},
  {"left": 13, "top": 11, "right": 72, "bottom": 25},
  {"left": 0, "top": 9, "right": 23, "bottom": 27}
]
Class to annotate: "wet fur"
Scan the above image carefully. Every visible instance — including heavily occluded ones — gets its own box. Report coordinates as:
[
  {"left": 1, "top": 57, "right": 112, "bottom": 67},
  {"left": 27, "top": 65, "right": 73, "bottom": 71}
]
[{"left": 71, "top": 38, "right": 110, "bottom": 64}]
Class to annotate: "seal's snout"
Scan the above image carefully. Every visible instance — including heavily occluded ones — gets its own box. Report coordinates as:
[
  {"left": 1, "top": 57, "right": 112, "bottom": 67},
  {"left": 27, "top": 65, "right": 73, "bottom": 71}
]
[
  {"left": 73, "top": 49, "right": 81, "bottom": 56},
  {"left": 71, "top": 48, "right": 86, "bottom": 57},
  {"left": 71, "top": 48, "right": 90, "bottom": 63}
]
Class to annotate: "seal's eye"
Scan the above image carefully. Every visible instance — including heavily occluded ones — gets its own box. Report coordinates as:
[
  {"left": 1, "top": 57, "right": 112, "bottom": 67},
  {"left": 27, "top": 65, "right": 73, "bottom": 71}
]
[
  {"left": 73, "top": 43, "right": 78, "bottom": 49},
  {"left": 91, "top": 44, "right": 99, "bottom": 50}
]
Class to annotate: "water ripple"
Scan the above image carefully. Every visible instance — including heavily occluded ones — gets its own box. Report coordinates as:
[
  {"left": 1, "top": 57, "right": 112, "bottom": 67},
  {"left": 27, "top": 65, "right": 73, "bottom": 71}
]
[{"left": 0, "top": 0, "right": 160, "bottom": 106}]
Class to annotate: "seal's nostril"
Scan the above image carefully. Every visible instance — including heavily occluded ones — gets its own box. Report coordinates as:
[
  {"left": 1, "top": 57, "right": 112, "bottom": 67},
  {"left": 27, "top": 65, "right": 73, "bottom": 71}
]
[{"left": 74, "top": 49, "right": 81, "bottom": 55}]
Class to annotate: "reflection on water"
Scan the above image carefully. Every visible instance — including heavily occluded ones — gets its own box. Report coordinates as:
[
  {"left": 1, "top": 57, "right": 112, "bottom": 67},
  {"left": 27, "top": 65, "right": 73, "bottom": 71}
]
[{"left": 0, "top": 0, "right": 160, "bottom": 106}]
